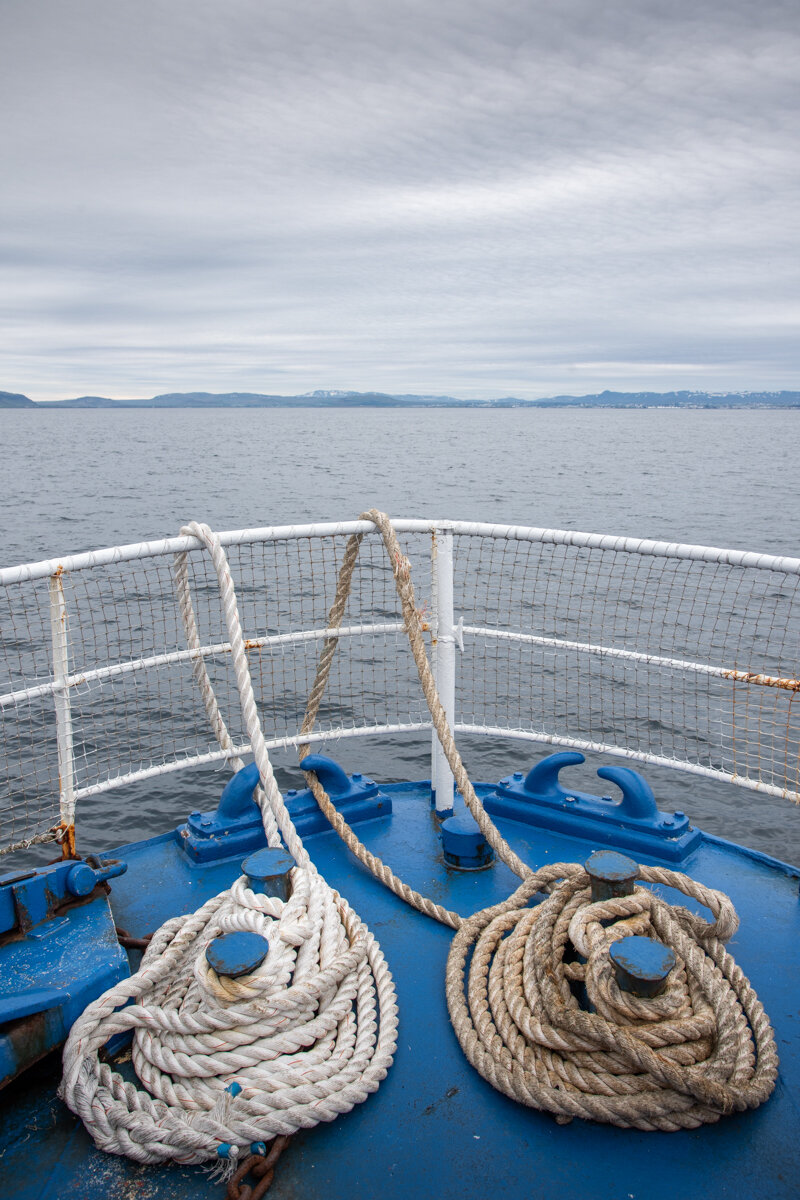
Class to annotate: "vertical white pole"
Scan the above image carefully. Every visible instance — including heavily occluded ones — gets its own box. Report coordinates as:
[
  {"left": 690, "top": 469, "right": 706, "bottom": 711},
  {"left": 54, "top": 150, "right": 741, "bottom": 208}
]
[
  {"left": 49, "top": 571, "right": 77, "bottom": 856},
  {"left": 431, "top": 529, "right": 456, "bottom": 814}
]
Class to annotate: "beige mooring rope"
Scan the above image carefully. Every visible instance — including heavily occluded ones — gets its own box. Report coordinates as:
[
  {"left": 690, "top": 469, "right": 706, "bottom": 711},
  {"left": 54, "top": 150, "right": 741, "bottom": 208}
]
[{"left": 294, "top": 510, "right": 778, "bottom": 1130}]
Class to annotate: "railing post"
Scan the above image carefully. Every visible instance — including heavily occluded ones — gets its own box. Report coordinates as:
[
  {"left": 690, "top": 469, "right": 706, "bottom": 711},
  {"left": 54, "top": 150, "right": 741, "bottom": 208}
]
[
  {"left": 49, "top": 570, "right": 77, "bottom": 857},
  {"left": 431, "top": 529, "right": 456, "bottom": 815}
]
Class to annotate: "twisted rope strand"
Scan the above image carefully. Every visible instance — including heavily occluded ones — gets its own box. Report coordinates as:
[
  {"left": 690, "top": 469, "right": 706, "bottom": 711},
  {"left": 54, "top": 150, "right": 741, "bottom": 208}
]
[
  {"left": 296, "top": 510, "right": 535, "bottom": 929},
  {"left": 445, "top": 863, "right": 778, "bottom": 1130},
  {"left": 293, "top": 510, "right": 778, "bottom": 1130},
  {"left": 61, "top": 524, "right": 398, "bottom": 1169}
]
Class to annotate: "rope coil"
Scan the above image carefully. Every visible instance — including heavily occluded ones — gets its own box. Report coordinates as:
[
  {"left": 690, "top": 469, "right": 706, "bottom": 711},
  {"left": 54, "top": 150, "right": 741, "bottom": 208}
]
[
  {"left": 445, "top": 862, "right": 777, "bottom": 1130},
  {"left": 61, "top": 523, "right": 398, "bottom": 1170},
  {"left": 295, "top": 510, "right": 779, "bottom": 1129}
]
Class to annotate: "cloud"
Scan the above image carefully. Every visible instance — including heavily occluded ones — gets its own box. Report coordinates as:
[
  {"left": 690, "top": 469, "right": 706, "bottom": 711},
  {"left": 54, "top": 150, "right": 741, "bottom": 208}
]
[{"left": 0, "top": 0, "right": 798, "bottom": 398}]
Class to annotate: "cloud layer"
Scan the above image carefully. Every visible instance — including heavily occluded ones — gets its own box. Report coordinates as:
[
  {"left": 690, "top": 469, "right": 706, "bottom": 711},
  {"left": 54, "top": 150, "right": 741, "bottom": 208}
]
[{"left": 2, "top": 0, "right": 798, "bottom": 398}]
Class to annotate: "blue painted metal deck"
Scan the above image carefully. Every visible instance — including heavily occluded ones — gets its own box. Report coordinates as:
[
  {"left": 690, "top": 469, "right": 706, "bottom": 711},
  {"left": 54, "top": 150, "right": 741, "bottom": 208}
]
[{"left": 2, "top": 780, "right": 799, "bottom": 1200}]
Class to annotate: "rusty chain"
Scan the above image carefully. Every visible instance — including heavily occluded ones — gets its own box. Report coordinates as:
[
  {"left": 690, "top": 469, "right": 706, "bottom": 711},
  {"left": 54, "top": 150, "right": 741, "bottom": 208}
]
[
  {"left": 224, "top": 1136, "right": 292, "bottom": 1200},
  {"left": 114, "top": 926, "right": 153, "bottom": 951}
]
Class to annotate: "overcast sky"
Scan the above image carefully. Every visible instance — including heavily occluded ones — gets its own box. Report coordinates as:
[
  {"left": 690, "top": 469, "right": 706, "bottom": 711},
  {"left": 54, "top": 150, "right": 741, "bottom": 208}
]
[{"left": 1, "top": 0, "right": 798, "bottom": 400}]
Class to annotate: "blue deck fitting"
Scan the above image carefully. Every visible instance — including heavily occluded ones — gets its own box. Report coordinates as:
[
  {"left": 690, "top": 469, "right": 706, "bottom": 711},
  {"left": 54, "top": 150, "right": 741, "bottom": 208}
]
[
  {"left": 585, "top": 849, "right": 639, "bottom": 900},
  {"left": 609, "top": 936, "right": 677, "bottom": 997},
  {"left": 3, "top": 778, "right": 799, "bottom": 1199},
  {"left": 179, "top": 763, "right": 265, "bottom": 863},
  {"left": 206, "top": 932, "right": 270, "bottom": 979},
  {"left": 486, "top": 752, "right": 701, "bottom": 861},
  {"left": 292, "top": 755, "right": 393, "bottom": 834},
  {"left": 179, "top": 758, "right": 392, "bottom": 863},
  {"left": 440, "top": 814, "right": 494, "bottom": 870},
  {"left": 242, "top": 847, "right": 294, "bottom": 900},
  {"left": 0, "top": 856, "right": 130, "bottom": 1086}
]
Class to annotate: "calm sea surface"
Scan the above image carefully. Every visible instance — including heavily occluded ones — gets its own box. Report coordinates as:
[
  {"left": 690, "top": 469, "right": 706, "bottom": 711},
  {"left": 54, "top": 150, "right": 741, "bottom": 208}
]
[{"left": 2, "top": 407, "right": 799, "bottom": 862}]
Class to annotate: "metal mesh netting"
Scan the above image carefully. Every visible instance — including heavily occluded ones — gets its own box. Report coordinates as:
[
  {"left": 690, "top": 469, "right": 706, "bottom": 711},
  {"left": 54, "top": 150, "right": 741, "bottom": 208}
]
[
  {"left": 0, "top": 532, "right": 432, "bottom": 855},
  {"left": 1, "top": 524, "right": 798, "bottom": 857},
  {"left": 453, "top": 535, "right": 800, "bottom": 797}
]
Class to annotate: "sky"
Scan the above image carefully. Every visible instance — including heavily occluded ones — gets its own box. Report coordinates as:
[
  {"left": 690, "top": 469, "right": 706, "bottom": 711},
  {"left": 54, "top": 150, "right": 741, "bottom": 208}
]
[{"left": 1, "top": 0, "right": 798, "bottom": 401}]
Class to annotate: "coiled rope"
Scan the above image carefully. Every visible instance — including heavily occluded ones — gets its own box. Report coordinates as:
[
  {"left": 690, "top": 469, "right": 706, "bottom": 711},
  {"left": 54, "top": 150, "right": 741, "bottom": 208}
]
[
  {"left": 445, "top": 861, "right": 777, "bottom": 1130},
  {"left": 61, "top": 522, "right": 398, "bottom": 1170},
  {"left": 291, "top": 510, "right": 779, "bottom": 1129}
]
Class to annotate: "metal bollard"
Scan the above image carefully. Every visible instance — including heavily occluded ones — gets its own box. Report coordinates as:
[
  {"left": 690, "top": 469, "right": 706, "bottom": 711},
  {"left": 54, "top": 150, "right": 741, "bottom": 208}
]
[
  {"left": 206, "top": 931, "right": 270, "bottom": 979},
  {"left": 609, "top": 935, "right": 676, "bottom": 998},
  {"left": 584, "top": 849, "right": 638, "bottom": 901},
  {"left": 241, "top": 847, "right": 294, "bottom": 902}
]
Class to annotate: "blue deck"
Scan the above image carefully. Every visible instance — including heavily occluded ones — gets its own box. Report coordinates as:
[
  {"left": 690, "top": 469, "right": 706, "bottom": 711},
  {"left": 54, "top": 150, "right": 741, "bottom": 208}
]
[{"left": 2, "top": 781, "right": 799, "bottom": 1200}]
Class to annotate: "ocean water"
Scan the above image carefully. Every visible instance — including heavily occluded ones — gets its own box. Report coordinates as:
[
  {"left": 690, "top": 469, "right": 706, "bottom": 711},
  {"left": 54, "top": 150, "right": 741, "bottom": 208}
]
[{"left": 1, "top": 406, "right": 799, "bottom": 862}]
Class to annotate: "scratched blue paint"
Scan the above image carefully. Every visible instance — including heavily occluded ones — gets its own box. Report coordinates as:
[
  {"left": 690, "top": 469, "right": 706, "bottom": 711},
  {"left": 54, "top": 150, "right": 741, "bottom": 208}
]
[
  {"left": 1, "top": 767, "right": 799, "bottom": 1199},
  {"left": 243, "top": 846, "right": 294, "bottom": 899},
  {"left": 0, "top": 857, "right": 129, "bottom": 1084},
  {"left": 585, "top": 849, "right": 639, "bottom": 899}
]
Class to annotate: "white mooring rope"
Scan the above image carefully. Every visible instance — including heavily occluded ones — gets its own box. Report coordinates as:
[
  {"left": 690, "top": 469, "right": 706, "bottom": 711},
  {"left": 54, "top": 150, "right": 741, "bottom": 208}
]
[{"left": 61, "top": 522, "right": 398, "bottom": 1171}]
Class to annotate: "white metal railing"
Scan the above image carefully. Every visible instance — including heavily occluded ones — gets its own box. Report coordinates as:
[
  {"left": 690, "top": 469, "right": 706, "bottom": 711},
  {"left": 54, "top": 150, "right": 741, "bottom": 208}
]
[
  {"left": 431, "top": 529, "right": 457, "bottom": 813},
  {"left": 2, "top": 518, "right": 799, "bottom": 587},
  {"left": 0, "top": 623, "right": 408, "bottom": 710},
  {"left": 1, "top": 518, "right": 798, "bottom": 857},
  {"left": 463, "top": 627, "right": 800, "bottom": 694}
]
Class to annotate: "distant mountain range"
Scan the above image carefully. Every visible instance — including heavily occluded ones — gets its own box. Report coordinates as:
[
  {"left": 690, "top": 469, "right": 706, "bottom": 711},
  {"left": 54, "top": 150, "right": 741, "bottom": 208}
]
[{"left": 2, "top": 388, "right": 799, "bottom": 410}]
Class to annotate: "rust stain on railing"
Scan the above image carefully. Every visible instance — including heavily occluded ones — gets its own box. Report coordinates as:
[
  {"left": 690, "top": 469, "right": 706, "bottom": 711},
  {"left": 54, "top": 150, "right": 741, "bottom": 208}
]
[
  {"left": 721, "top": 669, "right": 800, "bottom": 692},
  {"left": 58, "top": 821, "right": 77, "bottom": 860}
]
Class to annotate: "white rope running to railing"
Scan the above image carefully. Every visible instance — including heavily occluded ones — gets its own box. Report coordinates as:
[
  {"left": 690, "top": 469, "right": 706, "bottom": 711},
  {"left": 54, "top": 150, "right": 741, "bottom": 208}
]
[{"left": 61, "top": 521, "right": 398, "bottom": 1174}]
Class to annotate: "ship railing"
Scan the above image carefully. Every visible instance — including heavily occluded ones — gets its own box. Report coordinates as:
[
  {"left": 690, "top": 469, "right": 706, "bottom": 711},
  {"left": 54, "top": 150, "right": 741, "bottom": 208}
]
[{"left": 1, "top": 519, "right": 798, "bottom": 859}]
